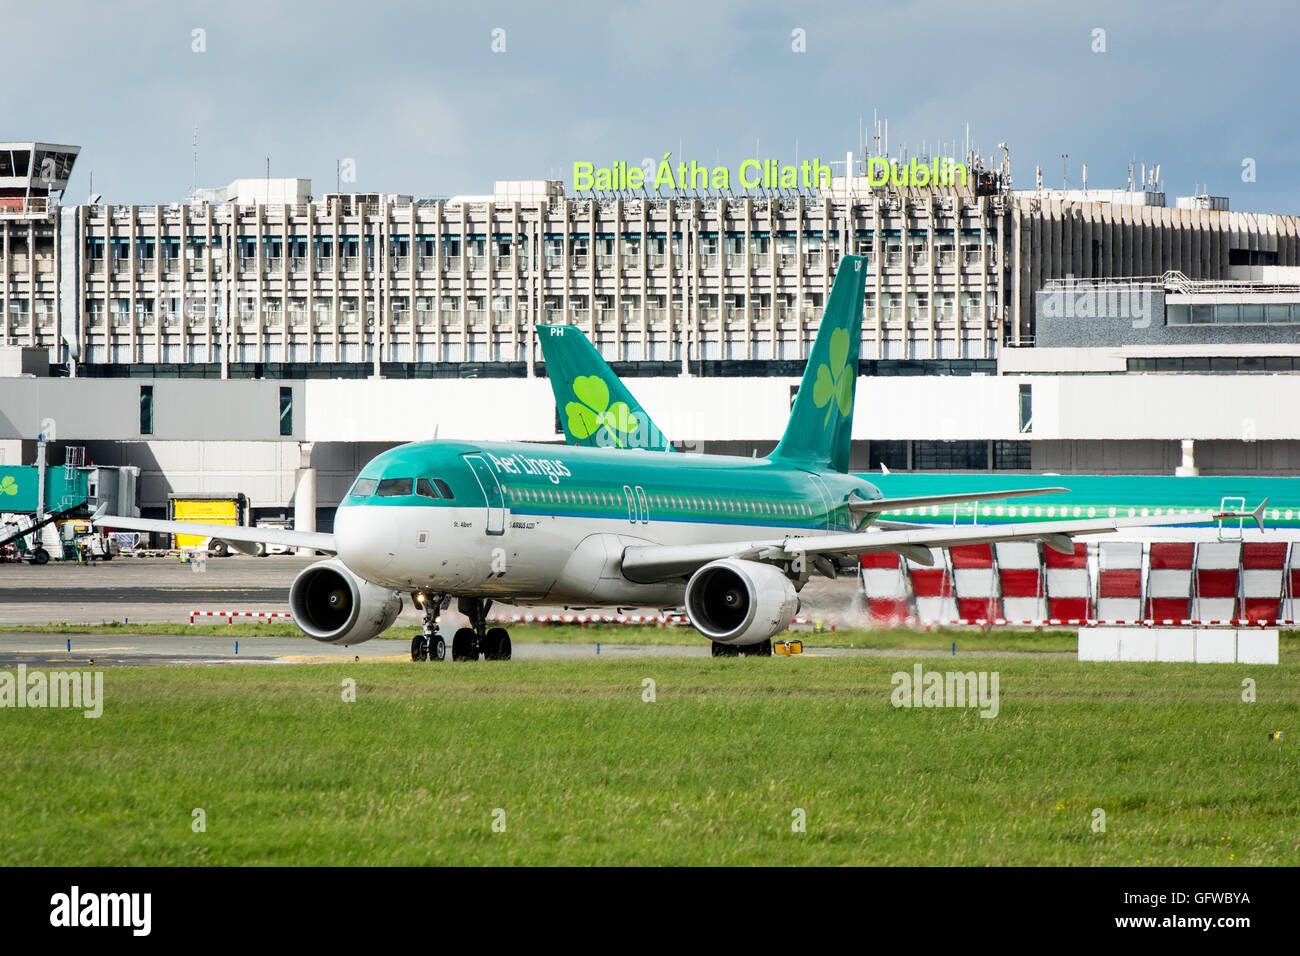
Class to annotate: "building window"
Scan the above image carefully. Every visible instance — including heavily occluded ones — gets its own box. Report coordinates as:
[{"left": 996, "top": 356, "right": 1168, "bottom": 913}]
[
  {"left": 279, "top": 386, "right": 293, "bottom": 436},
  {"left": 139, "top": 385, "right": 154, "bottom": 435},
  {"left": 868, "top": 440, "right": 909, "bottom": 471},
  {"left": 911, "top": 441, "right": 988, "bottom": 471},
  {"left": 1018, "top": 383, "right": 1032, "bottom": 434},
  {"left": 993, "top": 441, "right": 1032, "bottom": 470}
]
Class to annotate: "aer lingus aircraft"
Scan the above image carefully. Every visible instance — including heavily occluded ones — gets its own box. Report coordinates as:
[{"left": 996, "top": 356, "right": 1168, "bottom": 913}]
[{"left": 94, "top": 256, "right": 1263, "bottom": 661}]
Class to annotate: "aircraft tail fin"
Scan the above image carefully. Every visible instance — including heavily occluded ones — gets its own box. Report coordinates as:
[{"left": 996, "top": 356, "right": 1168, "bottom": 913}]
[
  {"left": 538, "top": 325, "right": 671, "bottom": 451},
  {"left": 769, "top": 255, "right": 868, "bottom": 473}
]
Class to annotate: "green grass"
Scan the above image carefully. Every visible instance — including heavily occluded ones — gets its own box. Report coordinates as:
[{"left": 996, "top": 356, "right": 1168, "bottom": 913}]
[
  {"left": 4, "top": 621, "right": 1298, "bottom": 657},
  {"left": 3, "top": 657, "right": 1297, "bottom": 865}
]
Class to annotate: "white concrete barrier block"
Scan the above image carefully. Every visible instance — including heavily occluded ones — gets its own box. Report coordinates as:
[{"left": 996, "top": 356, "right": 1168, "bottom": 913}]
[
  {"left": 1078, "top": 628, "right": 1120, "bottom": 661},
  {"left": 1117, "top": 630, "right": 1158, "bottom": 661},
  {"left": 1153, "top": 628, "right": 1196, "bottom": 662},
  {"left": 1236, "top": 630, "right": 1279, "bottom": 665},
  {"left": 1194, "top": 629, "right": 1237, "bottom": 663}
]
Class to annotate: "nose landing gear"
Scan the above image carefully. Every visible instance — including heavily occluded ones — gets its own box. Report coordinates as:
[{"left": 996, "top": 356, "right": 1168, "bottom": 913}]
[{"left": 411, "top": 593, "right": 449, "bottom": 662}]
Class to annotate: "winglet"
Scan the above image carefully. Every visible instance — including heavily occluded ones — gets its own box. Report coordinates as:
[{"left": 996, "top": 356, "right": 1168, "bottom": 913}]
[{"left": 1252, "top": 498, "right": 1269, "bottom": 532}]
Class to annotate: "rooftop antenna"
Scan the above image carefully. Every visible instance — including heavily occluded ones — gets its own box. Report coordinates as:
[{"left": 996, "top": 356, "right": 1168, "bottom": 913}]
[
  {"left": 266, "top": 155, "right": 271, "bottom": 203},
  {"left": 1060, "top": 153, "right": 1068, "bottom": 189},
  {"left": 190, "top": 123, "right": 198, "bottom": 202},
  {"left": 336, "top": 159, "right": 340, "bottom": 194}
]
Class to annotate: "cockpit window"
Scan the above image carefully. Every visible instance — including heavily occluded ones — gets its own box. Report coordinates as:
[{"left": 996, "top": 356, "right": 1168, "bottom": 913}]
[
  {"left": 349, "top": 477, "right": 378, "bottom": 498},
  {"left": 416, "top": 478, "right": 439, "bottom": 499},
  {"left": 433, "top": 478, "right": 454, "bottom": 499},
  {"left": 376, "top": 477, "right": 413, "bottom": 497}
]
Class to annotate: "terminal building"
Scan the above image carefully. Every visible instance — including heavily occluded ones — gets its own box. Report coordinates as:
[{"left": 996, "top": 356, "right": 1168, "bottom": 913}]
[{"left": 2, "top": 141, "right": 1299, "bottom": 526}]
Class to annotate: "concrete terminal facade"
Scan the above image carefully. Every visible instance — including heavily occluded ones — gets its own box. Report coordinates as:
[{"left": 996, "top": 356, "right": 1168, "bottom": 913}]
[{"left": 3, "top": 145, "right": 1300, "bottom": 524}]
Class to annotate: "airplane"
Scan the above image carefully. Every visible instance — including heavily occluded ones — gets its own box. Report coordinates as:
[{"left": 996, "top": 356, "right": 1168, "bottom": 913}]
[{"left": 94, "top": 255, "right": 1264, "bottom": 661}]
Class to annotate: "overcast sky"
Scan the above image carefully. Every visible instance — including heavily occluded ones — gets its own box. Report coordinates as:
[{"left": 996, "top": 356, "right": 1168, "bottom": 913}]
[{"left": 7, "top": 0, "right": 1297, "bottom": 213}]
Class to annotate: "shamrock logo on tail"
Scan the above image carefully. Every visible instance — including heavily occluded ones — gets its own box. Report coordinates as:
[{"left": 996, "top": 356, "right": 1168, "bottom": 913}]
[
  {"left": 565, "top": 376, "right": 640, "bottom": 448},
  {"left": 812, "top": 326, "right": 855, "bottom": 427},
  {"left": 0, "top": 475, "right": 17, "bottom": 496}
]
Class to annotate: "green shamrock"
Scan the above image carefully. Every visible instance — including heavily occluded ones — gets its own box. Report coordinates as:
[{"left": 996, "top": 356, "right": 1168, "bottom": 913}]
[
  {"left": 565, "top": 376, "right": 639, "bottom": 448},
  {"left": 812, "top": 326, "right": 855, "bottom": 427},
  {"left": 0, "top": 475, "right": 16, "bottom": 496}
]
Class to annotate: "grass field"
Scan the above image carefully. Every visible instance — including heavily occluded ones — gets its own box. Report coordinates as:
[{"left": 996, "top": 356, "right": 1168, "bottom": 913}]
[
  {"left": 3, "top": 655, "right": 1297, "bottom": 865},
  {"left": 0, "top": 620, "right": 1087, "bottom": 651},
  {"left": 9, "top": 621, "right": 1298, "bottom": 656}
]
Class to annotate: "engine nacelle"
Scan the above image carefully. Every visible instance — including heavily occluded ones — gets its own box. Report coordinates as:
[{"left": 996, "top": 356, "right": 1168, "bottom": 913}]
[
  {"left": 684, "top": 558, "right": 799, "bottom": 646},
  {"left": 288, "top": 557, "right": 401, "bottom": 645}
]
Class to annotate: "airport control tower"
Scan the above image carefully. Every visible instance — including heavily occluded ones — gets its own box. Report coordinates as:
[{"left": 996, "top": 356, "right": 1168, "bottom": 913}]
[{"left": 0, "top": 142, "right": 80, "bottom": 217}]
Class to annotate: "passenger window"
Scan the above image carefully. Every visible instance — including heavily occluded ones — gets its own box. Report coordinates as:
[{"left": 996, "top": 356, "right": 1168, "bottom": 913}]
[
  {"left": 416, "top": 478, "right": 439, "bottom": 499},
  {"left": 433, "top": 478, "right": 454, "bottom": 499},
  {"left": 350, "top": 477, "right": 378, "bottom": 498},
  {"left": 376, "top": 477, "right": 413, "bottom": 497}
]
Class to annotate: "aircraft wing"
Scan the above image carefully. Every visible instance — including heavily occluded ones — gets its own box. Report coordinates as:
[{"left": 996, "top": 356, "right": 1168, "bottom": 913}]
[
  {"left": 94, "top": 515, "right": 337, "bottom": 555},
  {"left": 619, "top": 502, "right": 1266, "bottom": 583}
]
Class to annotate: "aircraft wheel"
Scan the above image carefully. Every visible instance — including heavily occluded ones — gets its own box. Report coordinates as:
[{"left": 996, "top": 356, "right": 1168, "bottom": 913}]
[
  {"left": 411, "top": 634, "right": 428, "bottom": 662},
  {"left": 483, "top": 627, "right": 512, "bottom": 661},
  {"left": 31, "top": 547, "right": 49, "bottom": 566},
  {"left": 209, "top": 540, "right": 229, "bottom": 558},
  {"left": 451, "top": 627, "right": 479, "bottom": 661},
  {"left": 711, "top": 641, "right": 740, "bottom": 658},
  {"left": 429, "top": 635, "right": 447, "bottom": 661},
  {"left": 739, "top": 640, "right": 773, "bottom": 657}
]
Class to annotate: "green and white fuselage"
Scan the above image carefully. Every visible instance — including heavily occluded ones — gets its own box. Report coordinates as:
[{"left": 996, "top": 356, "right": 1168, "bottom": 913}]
[{"left": 334, "top": 439, "right": 878, "bottom": 606}]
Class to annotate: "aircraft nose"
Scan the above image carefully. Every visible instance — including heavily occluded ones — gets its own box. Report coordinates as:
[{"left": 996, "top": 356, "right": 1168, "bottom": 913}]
[{"left": 334, "top": 505, "right": 397, "bottom": 578}]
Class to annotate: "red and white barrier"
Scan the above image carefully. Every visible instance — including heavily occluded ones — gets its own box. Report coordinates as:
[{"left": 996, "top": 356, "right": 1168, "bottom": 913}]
[
  {"left": 923, "top": 618, "right": 1295, "bottom": 629},
  {"left": 1194, "top": 541, "right": 1240, "bottom": 623},
  {"left": 995, "top": 541, "right": 1044, "bottom": 623},
  {"left": 189, "top": 610, "right": 293, "bottom": 624},
  {"left": 1096, "top": 541, "right": 1143, "bottom": 623},
  {"left": 909, "top": 548, "right": 957, "bottom": 624},
  {"left": 1044, "top": 541, "right": 1091, "bottom": 622},
  {"left": 1146, "top": 541, "right": 1194, "bottom": 622},
  {"left": 951, "top": 544, "right": 1000, "bottom": 622},
  {"left": 1286, "top": 546, "right": 1300, "bottom": 624},
  {"left": 859, "top": 552, "right": 911, "bottom": 626},
  {"left": 501, "top": 613, "right": 829, "bottom": 629},
  {"left": 1241, "top": 542, "right": 1287, "bottom": 622}
]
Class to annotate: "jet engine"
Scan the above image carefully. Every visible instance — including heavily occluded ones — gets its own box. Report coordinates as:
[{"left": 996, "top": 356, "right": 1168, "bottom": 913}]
[
  {"left": 684, "top": 558, "right": 799, "bottom": 646},
  {"left": 288, "top": 557, "right": 401, "bottom": 645}
]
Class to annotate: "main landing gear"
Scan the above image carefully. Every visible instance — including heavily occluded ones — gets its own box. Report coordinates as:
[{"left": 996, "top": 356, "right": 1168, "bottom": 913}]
[
  {"left": 711, "top": 639, "right": 773, "bottom": 658},
  {"left": 411, "top": 593, "right": 448, "bottom": 662},
  {"left": 451, "top": 597, "right": 512, "bottom": 661},
  {"left": 412, "top": 596, "right": 511, "bottom": 662}
]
